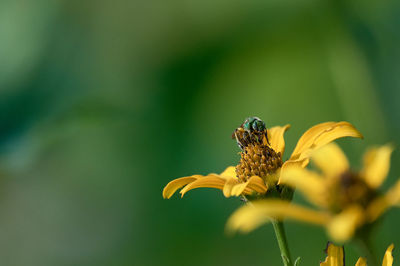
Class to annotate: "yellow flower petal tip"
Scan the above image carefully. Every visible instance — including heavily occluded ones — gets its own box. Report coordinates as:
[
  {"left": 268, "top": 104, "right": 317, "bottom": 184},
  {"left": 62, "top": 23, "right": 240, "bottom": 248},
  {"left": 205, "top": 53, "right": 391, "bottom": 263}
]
[
  {"left": 219, "top": 166, "right": 237, "bottom": 179},
  {"left": 179, "top": 176, "right": 226, "bottom": 197},
  {"left": 321, "top": 243, "right": 394, "bottom": 266},
  {"left": 268, "top": 124, "right": 291, "bottom": 155},
  {"left": 383, "top": 244, "right": 394, "bottom": 266},
  {"left": 290, "top": 121, "right": 363, "bottom": 161},
  {"left": 162, "top": 176, "right": 198, "bottom": 199},
  {"left": 320, "top": 242, "right": 344, "bottom": 266},
  {"left": 362, "top": 144, "right": 394, "bottom": 189},
  {"left": 355, "top": 257, "right": 367, "bottom": 266}
]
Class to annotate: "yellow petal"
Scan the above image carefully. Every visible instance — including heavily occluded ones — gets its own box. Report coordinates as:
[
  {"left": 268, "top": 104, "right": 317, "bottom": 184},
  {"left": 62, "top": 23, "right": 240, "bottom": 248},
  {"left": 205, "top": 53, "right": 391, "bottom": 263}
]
[
  {"left": 281, "top": 158, "right": 310, "bottom": 172},
  {"left": 291, "top": 121, "right": 337, "bottom": 159},
  {"left": 279, "top": 166, "right": 327, "bottom": 207},
  {"left": 220, "top": 166, "right": 237, "bottom": 179},
  {"left": 367, "top": 179, "right": 400, "bottom": 222},
  {"left": 180, "top": 175, "right": 226, "bottom": 197},
  {"left": 361, "top": 145, "right": 394, "bottom": 189},
  {"left": 327, "top": 205, "right": 364, "bottom": 242},
  {"left": 268, "top": 124, "right": 291, "bottom": 156},
  {"left": 355, "top": 257, "right": 367, "bottom": 266},
  {"left": 162, "top": 176, "right": 199, "bottom": 199},
  {"left": 223, "top": 177, "right": 241, "bottom": 197},
  {"left": 228, "top": 176, "right": 268, "bottom": 197},
  {"left": 226, "top": 200, "right": 329, "bottom": 234},
  {"left": 246, "top": 176, "right": 269, "bottom": 194},
  {"left": 320, "top": 243, "right": 344, "bottom": 266},
  {"left": 290, "top": 121, "right": 363, "bottom": 161},
  {"left": 164, "top": 166, "right": 238, "bottom": 198},
  {"left": 311, "top": 143, "right": 349, "bottom": 178},
  {"left": 382, "top": 244, "right": 394, "bottom": 266},
  {"left": 383, "top": 179, "right": 400, "bottom": 206},
  {"left": 228, "top": 181, "right": 249, "bottom": 197},
  {"left": 279, "top": 158, "right": 310, "bottom": 186}
]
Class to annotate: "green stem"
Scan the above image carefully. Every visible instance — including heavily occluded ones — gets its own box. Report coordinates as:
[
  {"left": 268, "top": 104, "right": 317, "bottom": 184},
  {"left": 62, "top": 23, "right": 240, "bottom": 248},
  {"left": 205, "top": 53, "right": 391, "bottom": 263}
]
[{"left": 272, "top": 219, "right": 293, "bottom": 266}]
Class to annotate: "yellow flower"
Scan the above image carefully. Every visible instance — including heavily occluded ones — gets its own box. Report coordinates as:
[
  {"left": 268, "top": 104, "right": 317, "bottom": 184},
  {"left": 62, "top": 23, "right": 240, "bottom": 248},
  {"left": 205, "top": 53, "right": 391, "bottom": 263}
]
[
  {"left": 320, "top": 242, "right": 394, "bottom": 266},
  {"left": 162, "top": 121, "right": 362, "bottom": 199},
  {"left": 227, "top": 143, "right": 399, "bottom": 242}
]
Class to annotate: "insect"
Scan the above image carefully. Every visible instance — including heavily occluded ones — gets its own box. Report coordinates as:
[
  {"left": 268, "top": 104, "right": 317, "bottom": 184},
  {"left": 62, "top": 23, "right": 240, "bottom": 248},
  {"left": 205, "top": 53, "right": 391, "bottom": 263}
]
[{"left": 232, "top": 117, "right": 269, "bottom": 150}]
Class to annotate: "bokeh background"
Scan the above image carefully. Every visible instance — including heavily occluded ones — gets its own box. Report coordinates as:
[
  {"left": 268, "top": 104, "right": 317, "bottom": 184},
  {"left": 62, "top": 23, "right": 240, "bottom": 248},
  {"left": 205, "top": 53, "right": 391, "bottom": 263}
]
[{"left": 1, "top": 0, "right": 399, "bottom": 265}]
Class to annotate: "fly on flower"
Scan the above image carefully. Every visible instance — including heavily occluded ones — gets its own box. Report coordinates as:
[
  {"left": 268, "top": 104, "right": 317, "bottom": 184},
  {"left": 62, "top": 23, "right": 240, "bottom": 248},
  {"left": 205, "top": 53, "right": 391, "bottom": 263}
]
[
  {"left": 232, "top": 117, "right": 270, "bottom": 150},
  {"left": 227, "top": 143, "right": 400, "bottom": 242},
  {"left": 162, "top": 118, "right": 363, "bottom": 200}
]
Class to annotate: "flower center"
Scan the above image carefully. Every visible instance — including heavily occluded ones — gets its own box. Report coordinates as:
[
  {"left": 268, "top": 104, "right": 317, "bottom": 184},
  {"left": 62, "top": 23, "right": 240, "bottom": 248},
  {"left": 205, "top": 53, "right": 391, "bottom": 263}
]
[
  {"left": 328, "top": 171, "right": 376, "bottom": 213},
  {"left": 235, "top": 143, "right": 282, "bottom": 183},
  {"left": 232, "top": 117, "right": 281, "bottom": 184}
]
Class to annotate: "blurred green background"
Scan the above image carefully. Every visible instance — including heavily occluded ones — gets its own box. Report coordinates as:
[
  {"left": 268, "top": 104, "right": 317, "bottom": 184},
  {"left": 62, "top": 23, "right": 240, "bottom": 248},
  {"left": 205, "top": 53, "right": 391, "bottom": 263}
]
[{"left": 1, "top": 0, "right": 399, "bottom": 265}]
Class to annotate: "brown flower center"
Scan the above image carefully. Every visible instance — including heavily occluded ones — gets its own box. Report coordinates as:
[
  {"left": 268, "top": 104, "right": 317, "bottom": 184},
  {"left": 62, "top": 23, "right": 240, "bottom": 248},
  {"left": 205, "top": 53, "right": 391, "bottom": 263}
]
[
  {"left": 236, "top": 143, "right": 282, "bottom": 183},
  {"left": 328, "top": 171, "right": 376, "bottom": 213}
]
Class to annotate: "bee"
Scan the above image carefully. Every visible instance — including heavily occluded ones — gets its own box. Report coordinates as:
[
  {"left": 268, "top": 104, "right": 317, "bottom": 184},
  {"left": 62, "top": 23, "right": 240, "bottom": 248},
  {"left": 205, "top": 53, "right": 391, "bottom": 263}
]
[{"left": 232, "top": 117, "right": 269, "bottom": 150}]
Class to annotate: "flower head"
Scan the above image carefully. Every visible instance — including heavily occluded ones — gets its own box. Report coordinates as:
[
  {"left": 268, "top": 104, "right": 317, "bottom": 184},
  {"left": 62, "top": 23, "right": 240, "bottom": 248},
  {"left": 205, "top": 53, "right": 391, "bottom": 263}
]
[
  {"left": 163, "top": 119, "right": 362, "bottom": 200},
  {"left": 320, "top": 242, "right": 394, "bottom": 266},
  {"left": 227, "top": 143, "right": 399, "bottom": 242}
]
